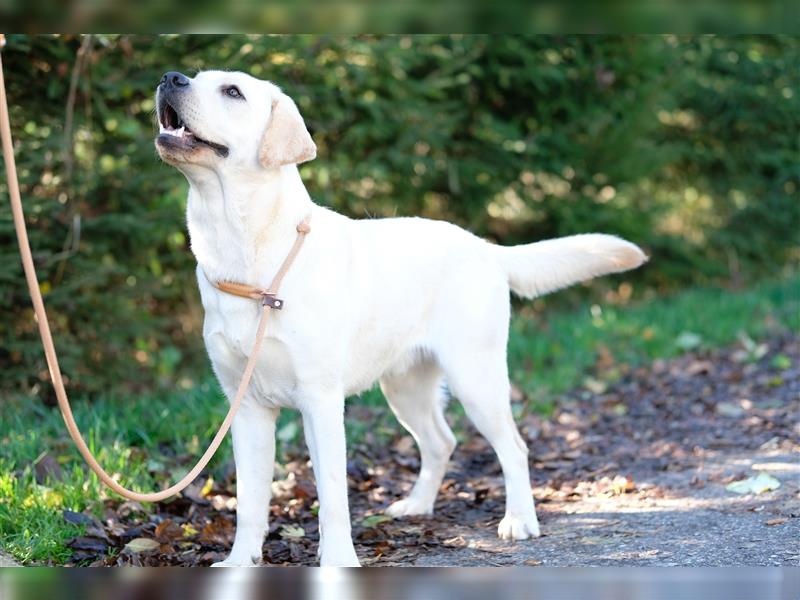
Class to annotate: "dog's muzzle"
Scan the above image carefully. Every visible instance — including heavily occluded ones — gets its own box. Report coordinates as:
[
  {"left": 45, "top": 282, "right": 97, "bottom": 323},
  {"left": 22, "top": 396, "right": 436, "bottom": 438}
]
[{"left": 155, "top": 73, "right": 229, "bottom": 158}]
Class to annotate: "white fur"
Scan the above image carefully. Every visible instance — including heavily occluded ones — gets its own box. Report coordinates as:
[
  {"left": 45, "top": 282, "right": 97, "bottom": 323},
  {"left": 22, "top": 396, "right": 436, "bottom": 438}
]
[{"left": 154, "top": 70, "right": 647, "bottom": 567}]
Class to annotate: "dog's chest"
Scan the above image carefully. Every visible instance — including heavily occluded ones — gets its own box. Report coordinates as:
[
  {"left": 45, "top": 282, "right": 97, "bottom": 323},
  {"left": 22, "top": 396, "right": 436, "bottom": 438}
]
[
  {"left": 204, "top": 301, "right": 257, "bottom": 357},
  {"left": 201, "top": 288, "right": 302, "bottom": 407}
]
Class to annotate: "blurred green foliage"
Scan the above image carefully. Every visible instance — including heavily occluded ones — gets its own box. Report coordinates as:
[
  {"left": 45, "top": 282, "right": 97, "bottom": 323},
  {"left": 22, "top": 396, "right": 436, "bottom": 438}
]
[
  {"left": 1, "top": 35, "right": 798, "bottom": 398},
  {"left": 2, "top": 1, "right": 798, "bottom": 34}
]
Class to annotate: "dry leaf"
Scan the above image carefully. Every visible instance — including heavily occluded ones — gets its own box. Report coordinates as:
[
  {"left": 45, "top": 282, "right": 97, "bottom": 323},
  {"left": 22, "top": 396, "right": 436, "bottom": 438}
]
[
  {"left": 726, "top": 473, "right": 781, "bottom": 495},
  {"left": 583, "top": 376, "right": 607, "bottom": 394},
  {"left": 124, "top": 538, "right": 160, "bottom": 553},
  {"left": 362, "top": 514, "right": 392, "bottom": 528},
  {"left": 608, "top": 475, "right": 635, "bottom": 495},
  {"left": 199, "top": 517, "right": 234, "bottom": 545},
  {"left": 34, "top": 453, "right": 64, "bottom": 484},
  {"left": 68, "top": 536, "right": 109, "bottom": 553},
  {"left": 154, "top": 519, "right": 184, "bottom": 542},
  {"left": 676, "top": 331, "right": 702, "bottom": 351},
  {"left": 716, "top": 402, "right": 744, "bottom": 417},
  {"left": 279, "top": 525, "right": 305, "bottom": 539},
  {"left": 392, "top": 436, "right": 415, "bottom": 455}
]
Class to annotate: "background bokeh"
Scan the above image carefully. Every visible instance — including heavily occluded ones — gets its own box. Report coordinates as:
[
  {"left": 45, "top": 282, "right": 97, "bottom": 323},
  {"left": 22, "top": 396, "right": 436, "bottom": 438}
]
[
  {"left": 1, "top": 34, "right": 798, "bottom": 398},
  {"left": 2, "top": 1, "right": 798, "bottom": 33}
]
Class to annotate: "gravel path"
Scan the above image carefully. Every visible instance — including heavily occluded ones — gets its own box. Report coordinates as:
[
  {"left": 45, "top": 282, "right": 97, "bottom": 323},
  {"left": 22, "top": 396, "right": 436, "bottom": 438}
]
[
  {"left": 413, "top": 448, "right": 799, "bottom": 566},
  {"left": 409, "top": 335, "right": 800, "bottom": 566}
]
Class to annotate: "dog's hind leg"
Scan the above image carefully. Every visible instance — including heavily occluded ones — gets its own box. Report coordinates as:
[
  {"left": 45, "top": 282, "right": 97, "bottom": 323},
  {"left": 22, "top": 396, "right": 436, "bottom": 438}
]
[
  {"left": 380, "top": 360, "right": 456, "bottom": 517},
  {"left": 441, "top": 347, "right": 540, "bottom": 540}
]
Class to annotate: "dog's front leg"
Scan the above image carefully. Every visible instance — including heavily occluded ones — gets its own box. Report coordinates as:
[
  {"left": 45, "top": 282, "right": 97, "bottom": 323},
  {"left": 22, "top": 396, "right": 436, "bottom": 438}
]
[
  {"left": 212, "top": 400, "right": 279, "bottom": 567},
  {"left": 301, "top": 391, "right": 360, "bottom": 567}
]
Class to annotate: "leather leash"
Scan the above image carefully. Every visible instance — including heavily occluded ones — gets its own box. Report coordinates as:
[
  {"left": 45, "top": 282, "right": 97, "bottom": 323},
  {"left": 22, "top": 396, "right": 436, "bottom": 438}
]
[{"left": 0, "top": 36, "right": 311, "bottom": 502}]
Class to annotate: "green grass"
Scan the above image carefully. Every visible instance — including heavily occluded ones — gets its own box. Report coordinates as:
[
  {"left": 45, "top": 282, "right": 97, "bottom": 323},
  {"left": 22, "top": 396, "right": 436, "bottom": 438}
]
[
  {"left": 508, "top": 275, "right": 799, "bottom": 414},
  {"left": 1, "top": 275, "right": 798, "bottom": 564},
  {"left": 0, "top": 383, "right": 233, "bottom": 564}
]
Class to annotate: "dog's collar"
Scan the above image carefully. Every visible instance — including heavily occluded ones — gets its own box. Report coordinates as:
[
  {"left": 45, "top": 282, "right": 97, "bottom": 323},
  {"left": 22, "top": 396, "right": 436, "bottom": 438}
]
[
  {"left": 208, "top": 216, "right": 312, "bottom": 310},
  {"left": 213, "top": 281, "right": 285, "bottom": 308}
]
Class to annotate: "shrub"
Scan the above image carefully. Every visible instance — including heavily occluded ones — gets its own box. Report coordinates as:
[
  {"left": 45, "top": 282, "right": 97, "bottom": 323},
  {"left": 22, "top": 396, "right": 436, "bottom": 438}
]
[{"left": 0, "top": 35, "right": 797, "bottom": 398}]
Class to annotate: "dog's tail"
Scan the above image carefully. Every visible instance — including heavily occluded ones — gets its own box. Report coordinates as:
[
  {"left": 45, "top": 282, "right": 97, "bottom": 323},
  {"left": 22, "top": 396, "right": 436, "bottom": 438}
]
[{"left": 493, "top": 234, "right": 648, "bottom": 299}]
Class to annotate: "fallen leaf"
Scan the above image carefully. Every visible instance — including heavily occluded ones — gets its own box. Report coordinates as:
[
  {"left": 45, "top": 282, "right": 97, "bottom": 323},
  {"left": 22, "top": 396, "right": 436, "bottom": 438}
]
[
  {"left": 392, "top": 436, "right": 415, "bottom": 455},
  {"left": 117, "top": 501, "right": 146, "bottom": 517},
  {"left": 63, "top": 510, "right": 94, "bottom": 528},
  {"left": 686, "top": 360, "right": 713, "bottom": 376},
  {"left": 373, "top": 540, "right": 392, "bottom": 557},
  {"left": 604, "top": 474, "right": 635, "bottom": 495},
  {"left": 279, "top": 525, "right": 305, "bottom": 539},
  {"left": 583, "top": 376, "right": 607, "bottom": 394},
  {"left": 716, "top": 402, "right": 745, "bottom": 417},
  {"left": 726, "top": 473, "right": 781, "bottom": 495},
  {"left": 676, "top": 331, "right": 703, "bottom": 351},
  {"left": 155, "top": 519, "right": 184, "bottom": 542},
  {"left": 34, "top": 453, "right": 63, "bottom": 484},
  {"left": 124, "top": 538, "right": 160, "bottom": 553},
  {"left": 68, "top": 536, "right": 109, "bottom": 553},
  {"left": 181, "top": 481, "right": 211, "bottom": 505},
  {"left": 198, "top": 551, "right": 227, "bottom": 565},
  {"left": 63, "top": 510, "right": 109, "bottom": 541},
  {"left": 443, "top": 536, "right": 467, "bottom": 547},
  {"left": 362, "top": 514, "right": 392, "bottom": 528},
  {"left": 293, "top": 478, "right": 317, "bottom": 501},
  {"left": 211, "top": 494, "right": 238, "bottom": 511},
  {"left": 199, "top": 517, "right": 234, "bottom": 545},
  {"left": 770, "top": 354, "right": 792, "bottom": 370}
]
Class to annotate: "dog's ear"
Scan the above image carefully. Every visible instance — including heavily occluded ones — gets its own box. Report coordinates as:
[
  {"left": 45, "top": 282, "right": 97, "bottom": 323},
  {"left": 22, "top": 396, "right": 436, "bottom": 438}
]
[{"left": 258, "top": 94, "right": 316, "bottom": 169}]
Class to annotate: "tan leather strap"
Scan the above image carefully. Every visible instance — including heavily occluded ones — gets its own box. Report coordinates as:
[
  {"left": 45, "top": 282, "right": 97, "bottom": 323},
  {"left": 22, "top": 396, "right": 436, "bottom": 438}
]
[
  {"left": 214, "top": 281, "right": 273, "bottom": 302},
  {"left": 213, "top": 217, "right": 311, "bottom": 310},
  {"left": 0, "top": 45, "right": 310, "bottom": 502}
]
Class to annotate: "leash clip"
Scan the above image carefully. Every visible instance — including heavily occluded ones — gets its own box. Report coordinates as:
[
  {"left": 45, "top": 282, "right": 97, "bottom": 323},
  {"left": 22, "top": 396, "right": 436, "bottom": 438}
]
[{"left": 261, "top": 293, "right": 284, "bottom": 309}]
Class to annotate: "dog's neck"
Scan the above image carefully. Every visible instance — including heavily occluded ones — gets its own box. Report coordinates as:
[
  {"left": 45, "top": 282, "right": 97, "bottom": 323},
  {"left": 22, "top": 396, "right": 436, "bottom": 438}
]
[{"left": 183, "top": 164, "right": 313, "bottom": 285}]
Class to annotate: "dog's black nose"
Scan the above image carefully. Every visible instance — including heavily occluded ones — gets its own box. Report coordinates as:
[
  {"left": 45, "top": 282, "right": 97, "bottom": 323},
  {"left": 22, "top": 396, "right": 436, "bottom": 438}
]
[{"left": 159, "top": 71, "right": 190, "bottom": 89}]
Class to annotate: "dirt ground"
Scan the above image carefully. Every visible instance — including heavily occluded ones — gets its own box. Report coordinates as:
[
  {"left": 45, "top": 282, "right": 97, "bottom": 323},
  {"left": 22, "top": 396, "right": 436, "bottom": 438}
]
[{"left": 62, "top": 335, "right": 799, "bottom": 567}]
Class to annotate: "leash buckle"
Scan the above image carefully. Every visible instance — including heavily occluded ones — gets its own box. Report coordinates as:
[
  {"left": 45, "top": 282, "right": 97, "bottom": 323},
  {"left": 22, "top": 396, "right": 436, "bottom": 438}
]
[{"left": 261, "top": 293, "right": 284, "bottom": 309}]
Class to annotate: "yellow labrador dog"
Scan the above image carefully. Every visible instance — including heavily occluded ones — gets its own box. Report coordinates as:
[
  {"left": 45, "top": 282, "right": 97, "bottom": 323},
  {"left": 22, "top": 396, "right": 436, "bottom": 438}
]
[{"left": 154, "top": 70, "right": 646, "bottom": 566}]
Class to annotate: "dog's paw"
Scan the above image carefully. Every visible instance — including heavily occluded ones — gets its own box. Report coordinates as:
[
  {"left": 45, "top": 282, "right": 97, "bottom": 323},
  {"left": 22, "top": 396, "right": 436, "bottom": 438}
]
[
  {"left": 385, "top": 497, "right": 434, "bottom": 518},
  {"left": 320, "top": 549, "right": 361, "bottom": 567},
  {"left": 498, "top": 513, "right": 541, "bottom": 540},
  {"left": 211, "top": 554, "right": 261, "bottom": 567}
]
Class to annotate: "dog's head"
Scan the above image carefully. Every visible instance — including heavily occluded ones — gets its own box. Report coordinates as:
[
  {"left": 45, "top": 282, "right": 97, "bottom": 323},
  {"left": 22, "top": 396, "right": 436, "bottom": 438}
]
[{"left": 154, "top": 70, "right": 316, "bottom": 173}]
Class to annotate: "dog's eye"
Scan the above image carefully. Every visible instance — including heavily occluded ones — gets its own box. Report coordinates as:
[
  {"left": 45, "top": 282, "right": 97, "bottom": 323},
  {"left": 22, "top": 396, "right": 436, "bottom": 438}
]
[{"left": 223, "top": 86, "right": 244, "bottom": 100}]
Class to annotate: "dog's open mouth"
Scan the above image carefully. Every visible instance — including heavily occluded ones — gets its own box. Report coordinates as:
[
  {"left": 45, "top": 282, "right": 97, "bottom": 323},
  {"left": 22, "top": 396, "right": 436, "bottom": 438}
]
[{"left": 157, "top": 100, "right": 229, "bottom": 158}]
